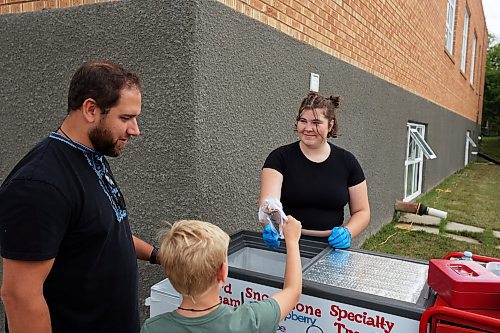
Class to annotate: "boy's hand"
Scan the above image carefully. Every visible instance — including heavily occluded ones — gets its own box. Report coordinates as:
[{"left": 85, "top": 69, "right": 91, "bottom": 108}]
[
  {"left": 272, "top": 215, "right": 302, "bottom": 320},
  {"left": 283, "top": 215, "right": 301, "bottom": 243}
]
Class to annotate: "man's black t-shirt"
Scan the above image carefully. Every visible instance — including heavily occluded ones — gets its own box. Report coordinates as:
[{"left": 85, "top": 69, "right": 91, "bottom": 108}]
[
  {"left": 263, "top": 141, "right": 365, "bottom": 230},
  {"left": 0, "top": 135, "right": 139, "bottom": 333}
]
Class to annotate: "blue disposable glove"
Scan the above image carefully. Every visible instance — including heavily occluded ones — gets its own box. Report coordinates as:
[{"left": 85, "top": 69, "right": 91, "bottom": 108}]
[
  {"left": 328, "top": 227, "right": 351, "bottom": 249},
  {"left": 262, "top": 223, "right": 280, "bottom": 249}
]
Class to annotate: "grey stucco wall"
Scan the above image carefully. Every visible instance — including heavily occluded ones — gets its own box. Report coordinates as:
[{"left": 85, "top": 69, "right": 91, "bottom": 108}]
[
  {"left": 192, "top": 0, "right": 480, "bottom": 240},
  {"left": 0, "top": 0, "right": 200, "bottom": 327},
  {"left": 0, "top": 0, "right": 479, "bottom": 328}
]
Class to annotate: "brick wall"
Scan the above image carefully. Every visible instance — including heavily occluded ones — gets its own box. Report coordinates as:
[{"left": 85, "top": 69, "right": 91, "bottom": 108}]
[
  {"left": 0, "top": 0, "right": 487, "bottom": 122},
  {"left": 217, "top": 0, "right": 488, "bottom": 123},
  {"left": 0, "top": 0, "right": 115, "bottom": 14}
]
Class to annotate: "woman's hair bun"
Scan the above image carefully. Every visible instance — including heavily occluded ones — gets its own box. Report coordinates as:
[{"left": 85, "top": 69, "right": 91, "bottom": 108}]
[{"left": 329, "top": 95, "right": 340, "bottom": 108}]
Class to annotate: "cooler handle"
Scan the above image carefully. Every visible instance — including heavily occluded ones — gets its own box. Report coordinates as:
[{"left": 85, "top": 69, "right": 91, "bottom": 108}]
[
  {"left": 419, "top": 305, "right": 500, "bottom": 333},
  {"left": 443, "top": 252, "right": 500, "bottom": 263}
]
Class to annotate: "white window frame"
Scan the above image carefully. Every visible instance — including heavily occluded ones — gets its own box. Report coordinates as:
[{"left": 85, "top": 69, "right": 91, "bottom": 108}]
[
  {"left": 404, "top": 123, "right": 437, "bottom": 202},
  {"left": 445, "top": 0, "right": 456, "bottom": 54},
  {"left": 464, "top": 130, "right": 477, "bottom": 165},
  {"left": 410, "top": 129, "right": 437, "bottom": 159},
  {"left": 460, "top": 7, "right": 469, "bottom": 72},
  {"left": 470, "top": 33, "right": 477, "bottom": 85}
]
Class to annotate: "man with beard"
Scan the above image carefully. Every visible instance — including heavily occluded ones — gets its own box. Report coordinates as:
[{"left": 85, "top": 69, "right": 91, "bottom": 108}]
[{"left": 0, "top": 61, "right": 159, "bottom": 333}]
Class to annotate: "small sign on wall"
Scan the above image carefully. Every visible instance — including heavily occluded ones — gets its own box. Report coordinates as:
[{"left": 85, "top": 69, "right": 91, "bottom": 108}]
[{"left": 310, "top": 73, "right": 319, "bottom": 92}]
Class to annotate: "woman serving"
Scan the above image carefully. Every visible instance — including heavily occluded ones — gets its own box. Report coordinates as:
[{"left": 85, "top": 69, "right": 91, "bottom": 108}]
[{"left": 259, "top": 92, "right": 370, "bottom": 249}]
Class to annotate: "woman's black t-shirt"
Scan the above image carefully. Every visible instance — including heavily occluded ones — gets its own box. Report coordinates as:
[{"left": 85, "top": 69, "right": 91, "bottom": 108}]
[{"left": 263, "top": 141, "right": 365, "bottom": 230}]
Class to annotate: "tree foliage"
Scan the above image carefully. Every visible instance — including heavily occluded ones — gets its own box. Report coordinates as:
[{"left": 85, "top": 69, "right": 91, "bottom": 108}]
[{"left": 483, "top": 34, "right": 500, "bottom": 135}]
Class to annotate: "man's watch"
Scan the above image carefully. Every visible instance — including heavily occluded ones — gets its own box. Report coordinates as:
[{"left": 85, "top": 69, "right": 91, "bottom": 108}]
[{"left": 149, "top": 246, "right": 159, "bottom": 265}]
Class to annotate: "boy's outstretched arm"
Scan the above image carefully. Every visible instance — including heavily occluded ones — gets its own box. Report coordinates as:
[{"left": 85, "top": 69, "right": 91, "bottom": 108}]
[{"left": 270, "top": 215, "right": 302, "bottom": 320}]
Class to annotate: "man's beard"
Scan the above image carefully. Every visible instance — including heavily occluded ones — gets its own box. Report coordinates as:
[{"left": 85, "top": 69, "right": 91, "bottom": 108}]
[{"left": 89, "top": 125, "right": 121, "bottom": 157}]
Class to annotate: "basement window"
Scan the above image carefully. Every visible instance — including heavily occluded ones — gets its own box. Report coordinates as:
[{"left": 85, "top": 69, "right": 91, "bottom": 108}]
[
  {"left": 464, "top": 130, "right": 477, "bottom": 165},
  {"left": 404, "top": 123, "right": 437, "bottom": 201},
  {"left": 409, "top": 129, "right": 437, "bottom": 159}
]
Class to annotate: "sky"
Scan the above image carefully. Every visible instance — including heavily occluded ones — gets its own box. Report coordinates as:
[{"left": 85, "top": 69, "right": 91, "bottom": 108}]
[{"left": 482, "top": 0, "right": 500, "bottom": 44}]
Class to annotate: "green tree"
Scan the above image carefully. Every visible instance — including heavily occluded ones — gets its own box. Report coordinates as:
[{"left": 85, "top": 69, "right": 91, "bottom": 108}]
[{"left": 483, "top": 34, "right": 500, "bottom": 135}]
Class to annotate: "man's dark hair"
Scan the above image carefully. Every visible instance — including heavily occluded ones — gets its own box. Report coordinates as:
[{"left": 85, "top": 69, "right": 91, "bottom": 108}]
[{"left": 67, "top": 61, "right": 141, "bottom": 114}]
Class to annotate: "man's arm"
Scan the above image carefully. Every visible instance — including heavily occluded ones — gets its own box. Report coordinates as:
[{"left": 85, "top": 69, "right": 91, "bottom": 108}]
[
  {"left": 132, "top": 235, "right": 157, "bottom": 263},
  {"left": 270, "top": 216, "right": 302, "bottom": 320},
  {"left": 1, "top": 258, "right": 54, "bottom": 333}
]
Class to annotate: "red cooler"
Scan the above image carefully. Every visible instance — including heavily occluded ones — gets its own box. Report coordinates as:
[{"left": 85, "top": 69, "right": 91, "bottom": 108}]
[
  {"left": 428, "top": 259, "right": 500, "bottom": 310},
  {"left": 420, "top": 253, "right": 500, "bottom": 333}
]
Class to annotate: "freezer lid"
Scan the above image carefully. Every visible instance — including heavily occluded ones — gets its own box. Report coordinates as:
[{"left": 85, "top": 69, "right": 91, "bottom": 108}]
[{"left": 303, "top": 249, "right": 429, "bottom": 304}]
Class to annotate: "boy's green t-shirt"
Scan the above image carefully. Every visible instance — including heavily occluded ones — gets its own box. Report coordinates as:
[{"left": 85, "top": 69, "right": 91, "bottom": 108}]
[{"left": 141, "top": 298, "right": 281, "bottom": 333}]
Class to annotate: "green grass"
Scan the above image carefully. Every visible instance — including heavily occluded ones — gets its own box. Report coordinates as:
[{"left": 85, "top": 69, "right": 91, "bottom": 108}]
[
  {"left": 481, "top": 136, "right": 500, "bottom": 141},
  {"left": 361, "top": 136, "right": 500, "bottom": 261},
  {"left": 417, "top": 164, "right": 500, "bottom": 230},
  {"left": 362, "top": 221, "right": 500, "bottom": 261},
  {"left": 478, "top": 136, "right": 500, "bottom": 161}
]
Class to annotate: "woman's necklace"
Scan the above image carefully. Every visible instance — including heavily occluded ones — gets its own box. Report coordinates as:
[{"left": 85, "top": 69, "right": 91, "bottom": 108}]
[{"left": 177, "top": 301, "right": 222, "bottom": 312}]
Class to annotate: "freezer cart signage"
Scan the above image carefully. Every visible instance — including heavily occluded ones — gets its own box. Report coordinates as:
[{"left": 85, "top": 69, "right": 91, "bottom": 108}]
[{"left": 221, "top": 278, "right": 419, "bottom": 333}]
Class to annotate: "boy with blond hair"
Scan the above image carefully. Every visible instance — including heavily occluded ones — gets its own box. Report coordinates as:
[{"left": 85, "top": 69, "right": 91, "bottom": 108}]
[{"left": 141, "top": 217, "right": 302, "bottom": 333}]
